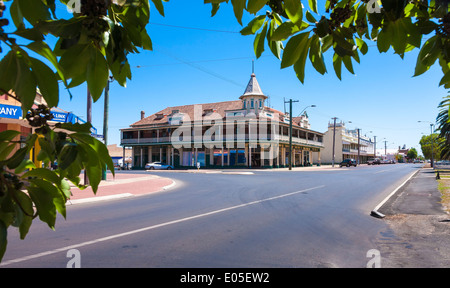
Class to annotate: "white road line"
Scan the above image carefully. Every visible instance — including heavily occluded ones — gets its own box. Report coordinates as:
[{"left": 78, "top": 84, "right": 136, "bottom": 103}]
[
  {"left": 373, "top": 169, "right": 420, "bottom": 212},
  {"left": 0, "top": 185, "right": 325, "bottom": 267}
]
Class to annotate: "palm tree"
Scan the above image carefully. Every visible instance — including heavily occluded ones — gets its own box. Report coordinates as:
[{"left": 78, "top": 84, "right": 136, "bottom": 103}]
[{"left": 436, "top": 95, "right": 450, "bottom": 159}]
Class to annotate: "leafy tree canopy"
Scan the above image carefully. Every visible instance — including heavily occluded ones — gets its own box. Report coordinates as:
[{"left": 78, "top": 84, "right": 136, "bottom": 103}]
[{"left": 1, "top": 0, "right": 450, "bottom": 262}]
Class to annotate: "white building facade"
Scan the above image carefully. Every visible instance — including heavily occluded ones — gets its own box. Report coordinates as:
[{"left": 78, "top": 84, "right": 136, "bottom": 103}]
[
  {"left": 321, "top": 121, "right": 375, "bottom": 165},
  {"left": 120, "top": 74, "right": 325, "bottom": 169}
]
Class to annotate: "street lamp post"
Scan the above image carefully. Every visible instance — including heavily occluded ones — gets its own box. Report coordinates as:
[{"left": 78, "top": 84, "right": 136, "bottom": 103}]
[
  {"left": 418, "top": 121, "right": 436, "bottom": 167},
  {"left": 331, "top": 117, "right": 338, "bottom": 167},
  {"left": 297, "top": 105, "right": 316, "bottom": 117},
  {"left": 285, "top": 98, "right": 299, "bottom": 170}
]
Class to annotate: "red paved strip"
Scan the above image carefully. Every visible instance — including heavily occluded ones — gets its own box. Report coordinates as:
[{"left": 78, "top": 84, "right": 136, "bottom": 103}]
[{"left": 69, "top": 174, "right": 174, "bottom": 201}]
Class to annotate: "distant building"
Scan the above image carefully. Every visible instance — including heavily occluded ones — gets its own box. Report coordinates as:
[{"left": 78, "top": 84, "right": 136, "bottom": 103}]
[
  {"left": 0, "top": 91, "right": 95, "bottom": 167},
  {"left": 107, "top": 144, "right": 132, "bottom": 168},
  {"left": 120, "top": 73, "right": 325, "bottom": 169},
  {"left": 321, "top": 121, "right": 375, "bottom": 165}
]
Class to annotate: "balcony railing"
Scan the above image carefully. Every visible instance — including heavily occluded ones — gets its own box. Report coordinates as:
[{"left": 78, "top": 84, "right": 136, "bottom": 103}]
[{"left": 121, "top": 134, "right": 324, "bottom": 147}]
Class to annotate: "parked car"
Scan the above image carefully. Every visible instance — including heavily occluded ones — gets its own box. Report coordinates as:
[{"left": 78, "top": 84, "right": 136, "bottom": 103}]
[
  {"left": 367, "top": 158, "right": 381, "bottom": 165},
  {"left": 145, "top": 162, "right": 174, "bottom": 170},
  {"left": 339, "top": 158, "right": 357, "bottom": 167}
]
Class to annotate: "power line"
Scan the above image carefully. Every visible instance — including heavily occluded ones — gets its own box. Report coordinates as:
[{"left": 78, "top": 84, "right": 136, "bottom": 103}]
[
  {"left": 149, "top": 22, "right": 240, "bottom": 34},
  {"left": 135, "top": 56, "right": 265, "bottom": 68},
  {"left": 148, "top": 45, "right": 245, "bottom": 88}
]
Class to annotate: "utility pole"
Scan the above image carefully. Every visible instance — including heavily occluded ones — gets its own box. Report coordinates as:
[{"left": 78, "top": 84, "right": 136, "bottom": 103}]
[
  {"left": 102, "top": 76, "right": 112, "bottom": 180},
  {"left": 430, "top": 123, "right": 435, "bottom": 168},
  {"left": 383, "top": 140, "right": 388, "bottom": 156},
  {"left": 84, "top": 88, "right": 92, "bottom": 185},
  {"left": 373, "top": 135, "right": 377, "bottom": 158},
  {"left": 357, "top": 128, "right": 361, "bottom": 165},
  {"left": 285, "top": 98, "right": 299, "bottom": 170},
  {"left": 331, "top": 117, "right": 338, "bottom": 167}
]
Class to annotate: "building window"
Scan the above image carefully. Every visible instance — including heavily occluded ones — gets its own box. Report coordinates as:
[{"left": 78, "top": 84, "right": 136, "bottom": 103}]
[
  {"left": 251, "top": 99, "right": 254, "bottom": 108},
  {"left": 244, "top": 101, "right": 246, "bottom": 109},
  {"left": 259, "top": 100, "right": 262, "bottom": 108}
]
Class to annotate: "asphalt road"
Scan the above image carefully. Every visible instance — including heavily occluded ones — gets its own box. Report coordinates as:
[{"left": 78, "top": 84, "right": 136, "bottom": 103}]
[{"left": 1, "top": 163, "right": 421, "bottom": 268}]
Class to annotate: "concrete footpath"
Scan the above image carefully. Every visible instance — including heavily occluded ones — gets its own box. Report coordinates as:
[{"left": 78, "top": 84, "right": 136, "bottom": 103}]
[
  {"left": 377, "top": 167, "right": 445, "bottom": 216},
  {"left": 67, "top": 173, "right": 176, "bottom": 205}
]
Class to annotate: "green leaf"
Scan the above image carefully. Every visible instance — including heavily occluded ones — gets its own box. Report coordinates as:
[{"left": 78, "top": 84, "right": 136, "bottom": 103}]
[
  {"left": 14, "top": 55, "right": 37, "bottom": 115},
  {"left": 58, "top": 143, "right": 78, "bottom": 170},
  {"left": 293, "top": 35, "right": 313, "bottom": 83},
  {"left": 22, "top": 168, "right": 60, "bottom": 184},
  {"left": 0, "top": 144, "right": 16, "bottom": 162},
  {"left": 6, "top": 147, "right": 28, "bottom": 170},
  {"left": 0, "top": 220, "right": 7, "bottom": 262},
  {"left": 355, "top": 38, "right": 368, "bottom": 55},
  {"left": 10, "top": 0, "right": 24, "bottom": 28},
  {"left": 17, "top": 0, "right": 51, "bottom": 24},
  {"left": 376, "top": 24, "right": 393, "bottom": 53},
  {"left": 29, "top": 57, "right": 59, "bottom": 108},
  {"left": 27, "top": 180, "right": 62, "bottom": 229},
  {"left": 70, "top": 133, "right": 115, "bottom": 176},
  {"left": 0, "top": 51, "right": 18, "bottom": 94},
  {"left": 13, "top": 27, "right": 45, "bottom": 41},
  {"left": 59, "top": 44, "right": 90, "bottom": 80},
  {"left": 284, "top": 0, "right": 303, "bottom": 25},
  {"left": 26, "top": 41, "right": 66, "bottom": 85},
  {"left": 305, "top": 10, "right": 317, "bottom": 23},
  {"left": 86, "top": 45, "right": 109, "bottom": 102},
  {"left": 333, "top": 53, "right": 342, "bottom": 80},
  {"left": 342, "top": 55, "right": 354, "bottom": 74},
  {"left": 254, "top": 21, "right": 268, "bottom": 58},
  {"left": 308, "top": 0, "right": 318, "bottom": 13},
  {"left": 391, "top": 20, "right": 407, "bottom": 56},
  {"left": 440, "top": 70, "right": 450, "bottom": 87},
  {"left": 231, "top": 0, "right": 246, "bottom": 25},
  {"left": 14, "top": 159, "right": 36, "bottom": 174},
  {"left": 240, "top": 15, "right": 266, "bottom": 35},
  {"left": 309, "top": 35, "right": 326, "bottom": 75},
  {"left": 57, "top": 122, "right": 92, "bottom": 134},
  {"left": 414, "top": 36, "right": 439, "bottom": 77},
  {"left": 13, "top": 191, "right": 33, "bottom": 239},
  {"left": 247, "top": 0, "right": 267, "bottom": 14},
  {"left": 271, "top": 21, "right": 309, "bottom": 41},
  {"left": 211, "top": 3, "right": 220, "bottom": 16},
  {"left": 332, "top": 30, "right": 356, "bottom": 55},
  {"left": 151, "top": 0, "right": 165, "bottom": 16},
  {"left": 75, "top": 142, "right": 102, "bottom": 193},
  {"left": 140, "top": 29, "right": 153, "bottom": 51},
  {"left": 0, "top": 130, "right": 21, "bottom": 142},
  {"left": 267, "top": 20, "right": 282, "bottom": 59},
  {"left": 281, "top": 31, "right": 310, "bottom": 69}
]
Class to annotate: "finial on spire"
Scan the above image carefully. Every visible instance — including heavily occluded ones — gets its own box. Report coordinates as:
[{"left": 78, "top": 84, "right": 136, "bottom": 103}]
[{"left": 252, "top": 59, "right": 254, "bottom": 74}]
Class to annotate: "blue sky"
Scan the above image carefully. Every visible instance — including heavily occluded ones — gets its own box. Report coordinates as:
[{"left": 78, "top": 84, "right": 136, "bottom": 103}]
[{"left": 4, "top": 1, "right": 448, "bottom": 155}]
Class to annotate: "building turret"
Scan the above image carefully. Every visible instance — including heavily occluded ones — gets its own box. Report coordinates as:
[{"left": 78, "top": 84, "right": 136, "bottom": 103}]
[{"left": 239, "top": 73, "right": 268, "bottom": 116}]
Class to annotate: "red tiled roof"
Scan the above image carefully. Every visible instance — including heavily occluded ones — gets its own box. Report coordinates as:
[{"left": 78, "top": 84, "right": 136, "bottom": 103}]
[{"left": 130, "top": 100, "right": 243, "bottom": 127}]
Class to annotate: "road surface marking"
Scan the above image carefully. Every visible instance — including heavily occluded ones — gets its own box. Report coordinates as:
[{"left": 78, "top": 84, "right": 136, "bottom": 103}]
[
  {"left": 67, "top": 193, "right": 134, "bottom": 205},
  {"left": 0, "top": 185, "right": 325, "bottom": 267},
  {"left": 373, "top": 169, "right": 420, "bottom": 212}
]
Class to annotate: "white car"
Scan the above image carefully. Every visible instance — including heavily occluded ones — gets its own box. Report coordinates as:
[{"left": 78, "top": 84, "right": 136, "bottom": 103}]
[{"left": 145, "top": 162, "right": 174, "bottom": 170}]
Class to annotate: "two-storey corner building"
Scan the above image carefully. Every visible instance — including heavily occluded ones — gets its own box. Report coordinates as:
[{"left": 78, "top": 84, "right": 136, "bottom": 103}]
[
  {"left": 322, "top": 121, "right": 375, "bottom": 165},
  {"left": 120, "top": 73, "right": 325, "bottom": 169}
]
